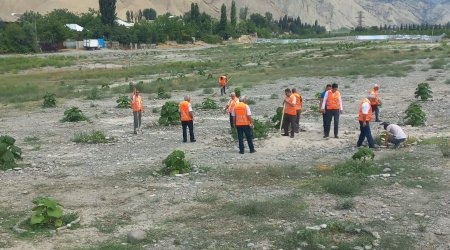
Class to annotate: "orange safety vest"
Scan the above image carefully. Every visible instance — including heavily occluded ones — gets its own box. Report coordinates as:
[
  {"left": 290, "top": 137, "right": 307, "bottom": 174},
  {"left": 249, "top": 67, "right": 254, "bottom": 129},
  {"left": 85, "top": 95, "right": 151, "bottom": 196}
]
[
  {"left": 358, "top": 99, "right": 372, "bottom": 122},
  {"left": 219, "top": 76, "right": 227, "bottom": 87},
  {"left": 179, "top": 101, "right": 192, "bottom": 121},
  {"left": 325, "top": 90, "right": 341, "bottom": 110},
  {"left": 369, "top": 88, "right": 379, "bottom": 106},
  {"left": 227, "top": 97, "right": 239, "bottom": 114},
  {"left": 293, "top": 93, "right": 302, "bottom": 110},
  {"left": 284, "top": 95, "right": 297, "bottom": 116},
  {"left": 131, "top": 95, "right": 143, "bottom": 112},
  {"left": 234, "top": 102, "right": 250, "bottom": 126}
]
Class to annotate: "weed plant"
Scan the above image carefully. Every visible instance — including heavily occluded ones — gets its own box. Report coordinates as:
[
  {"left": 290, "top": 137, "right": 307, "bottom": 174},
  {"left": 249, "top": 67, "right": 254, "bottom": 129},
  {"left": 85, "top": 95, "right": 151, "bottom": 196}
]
[
  {"left": 157, "top": 87, "right": 171, "bottom": 99},
  {"left": 30, "top": 197, "right": 64, "bottom": 228},
  {"left": 72, "top": 130, "right": 108, "bottom": 144},
  {"left": 200, "top": 97, "right": 219, "bottom": 109},
  {"left": 42, "top": 93, "right": 56, "bottom": 108},
  {"left": 336, "top": 198, "right": 355, "bottom": 210},
  {"left": 159, "top": 101, "right": 179, "bottom": 126},
  {"left": 202, "top": 88, "right": 213, "bottom": 94},
  {"left": 86, "top": 88, "right": 101, "bottom": 100},
  {"left": 404, "top": 102, "right": 426, "bottom": 126},
  {"left": 62, "top": 107, "right": 88, "bottom": 122},
  {"left": 116, "top": 96, "right": 130, "bottom": 108},
  {"left": 414, "top": 82, "right": 432, "bottom": 101},
  {"left": 0, "top": 135, "right": 22, "bottom": 170},
  {"left": 160, "top": 150, "right": 191, "bottom": 176}
]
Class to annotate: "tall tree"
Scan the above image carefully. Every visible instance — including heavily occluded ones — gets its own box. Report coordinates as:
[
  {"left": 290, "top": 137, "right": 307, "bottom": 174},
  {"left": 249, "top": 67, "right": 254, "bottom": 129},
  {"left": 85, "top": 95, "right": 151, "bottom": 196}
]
[
  {"left": 143, "top": 8, "right": 157, "bottom": 20},
  {"left": 239, "top": 6, "right": 248, "bottom": 21},
  {"left": 126, "top": 10, "right": 131, "bottom": 22},
  {"left": 230, "top": 0, "right": 237, "bottom": 28},
  {"left": 218, "top": 3, "right": 227, "bottom": 37},
  {"left": 99, "top": 0, "right": 116, "bottom": 25}
]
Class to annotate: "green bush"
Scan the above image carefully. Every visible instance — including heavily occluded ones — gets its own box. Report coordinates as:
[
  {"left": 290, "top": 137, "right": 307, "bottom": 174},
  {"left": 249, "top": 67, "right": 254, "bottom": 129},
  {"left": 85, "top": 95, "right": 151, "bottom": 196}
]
[
  {"left": 315, "top": 92, "right": 322, "bottom": 99},
  {"left": 334, "top": 159, "right": 379, "bottom": 177},
  {"left": 271, "top": 107, "right": 283, "bottom": 128},
  {"left": 438, "top": 138, "right": 450, "bottom": 157},
  {"left": 157, "top": 87, "right": 171, "bottom": 99},
  {"left": 352, "top": 147, "right": 375, "bottom": 163},
  {"left": 200, "top": 97, "right": 219, "bottom": 109},
  {"left": 404, "top": 102, "right": 426, "bottom": 126},
  {"left": 72, "top": 130, "right": 109, "bottom": 144},
  {"left": 159, "top": 101, "right": 180, "bottom": 126},
  {"left": 202, "top": 35, "right": 222, "bottom": 44},
  {"left": 62, "top": 107, "right": 88, "bottom": 122},
  {"left": 116, "top": 96, "right": 131, "bottom": 108},
  {"left": 86, "top": 88, "right": 101, "bottom": 100},
  {"left": 230, "top": 119, "right": 269, "bottom": 140},
  {"left": 414, "top": 82, "right": 433, "bottom": 101},
  {"left": 0, "top": 135, "right": 22, "bottom": 170},
  {"left": 30, "top": 197, "right": 64, "bottom": 228},
  {"left": 234, "top": 88, "right": 241, "bottom": 98},
  {"left": 42, "top": 93, "right": 56, "bottom": 108},
  {"left": 160, "top": 150, "right": 191, "bottom": 176},
  {"left": 336, "top": 198, "right": 355, "bottom": 210}
]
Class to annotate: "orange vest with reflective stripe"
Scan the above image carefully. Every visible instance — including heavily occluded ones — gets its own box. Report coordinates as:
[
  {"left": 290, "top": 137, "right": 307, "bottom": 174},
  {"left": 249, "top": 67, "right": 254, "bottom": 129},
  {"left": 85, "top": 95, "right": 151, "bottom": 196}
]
[
  {"left": 179, "top": 101, "right": 192, "bottom": 121},
  {"left": 234, "top": 102, "right": 250, "bottom": 126},
  {"left": 358, "top": 99, "right": 372, "bottom": 122},
  {"left": 219, "top": 76, "right": 227, "bottom": 87},
  {"left": 369, "top": 88, "right": 379, "bottom": 105},
  {"left": 284, "top": 95, "right": 297, "bottom": 115},
  {"left": 227, "top": 97, "right": 239, "bottom": 114},
  {"left": 131, "top": 95, "right": 143, "bottom": 112},
  {"left": 325, "top": 90, "right": 341, "bottom": 110},
  {"left": 293, "top": 93, "right": 302, "bottom": 110}
]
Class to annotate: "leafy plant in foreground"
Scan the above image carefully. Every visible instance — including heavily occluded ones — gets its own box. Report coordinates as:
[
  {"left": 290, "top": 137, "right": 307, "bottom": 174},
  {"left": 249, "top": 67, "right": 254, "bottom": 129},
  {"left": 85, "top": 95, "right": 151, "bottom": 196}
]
[
  {"left": 200, "top": 97, "right": 219, "bottom": 109},
  {"left": 42, "top": 93, "right": 56, "bottom": 108},
  {"left": 62, "top": 107, "right": 88, "bottom": 122},
  {"left": 72, "top": 130, "right": 109, "bottom": 144},
  {"left": 30, "top": 197, "right": 64, "bottom": 228},
  {"left": 116, "top": 96, "right": 131, "bottom": 108},
  {"left": 414, "top": 82, "right": 432, "bottom": 101},
  {"left": 160, "top": 150, "right": 191, "bottom": 176},
  {"left": 0, "top": 135, "right": 22, "bottom": 170},
  {"left": 159, "top": 101, "right": 179, "bottom": 126},
  {"left": 404, "top": 102, "right": 426, "bottom": 126},
  {"left": 352, "top": 147, "right": 375, "bottom": 163}
]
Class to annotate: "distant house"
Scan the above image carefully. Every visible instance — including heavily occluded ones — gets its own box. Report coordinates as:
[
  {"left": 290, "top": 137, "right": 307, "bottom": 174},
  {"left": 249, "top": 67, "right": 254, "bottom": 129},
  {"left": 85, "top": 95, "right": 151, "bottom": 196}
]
[
  {"left": 65, "top": 24, "right": 84, "bottom": 32},
  {"left": 115, "top": 19, "right": 133, "bottom": 28}
]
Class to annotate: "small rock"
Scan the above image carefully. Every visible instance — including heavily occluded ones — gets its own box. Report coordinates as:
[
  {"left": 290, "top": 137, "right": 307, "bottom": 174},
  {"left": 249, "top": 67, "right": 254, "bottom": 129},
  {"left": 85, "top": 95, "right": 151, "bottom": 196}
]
[
  {"left": 414, "top": 213, "right": 425, "bottom": 217},
  {"left": 320, "top": 224, "right": 327, "bottom": 229},
  {"left": 355, "top": 228, "right": 361, "bottom": 233},
  {"left": 306, "top": 225, "right": 321, "bottom": 231},
  {"left": 365, "top": 245, "right": 372, "bottom": 250},
  {"left": 317, "top": 244, "right": 326, "bottom": 249},
  {"left": 331, "top": 246, "right": 338, "bottom": 249},
  {"left": 354, "top": 247, "right": 364, "bottom": 250},
  {"left": 127, "top": 230, "right": 147, "bottom": 244},
  {"left": 372, "top": 232, "right": 381, "bottom": 239},
  {"left": 13, "top": 167, "right": 22, "bottom": 171},
  {"left": 416, "top": 185, "right": 423, "bottom": 189},
  {"left": 300, "top": 241, "right": 308, "bottom": 247},
  {"left": 383, "top": 168, "right": 391, "bottom": 172},
  {"left": 247, "top": 243, "right": 254, "bottom": 248},
  {"left": 21, "top": 191, "right": 29, "bottom": 195}
]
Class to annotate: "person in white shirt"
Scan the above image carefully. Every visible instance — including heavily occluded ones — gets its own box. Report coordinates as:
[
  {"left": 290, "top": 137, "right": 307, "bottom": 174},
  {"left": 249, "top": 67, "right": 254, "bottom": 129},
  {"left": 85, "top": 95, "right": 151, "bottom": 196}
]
[
  {"left": 320, "top": 83, "right": 343, "bottom": 138},
  {"left": 381, "top": 122, "right": 407, "bottom": 148}
]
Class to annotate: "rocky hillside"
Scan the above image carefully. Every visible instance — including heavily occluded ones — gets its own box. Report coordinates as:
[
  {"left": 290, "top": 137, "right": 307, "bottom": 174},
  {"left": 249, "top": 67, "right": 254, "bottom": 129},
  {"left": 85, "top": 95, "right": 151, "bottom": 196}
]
[{"left": 1, "top": 0, "right": 449, "bottom": 30}]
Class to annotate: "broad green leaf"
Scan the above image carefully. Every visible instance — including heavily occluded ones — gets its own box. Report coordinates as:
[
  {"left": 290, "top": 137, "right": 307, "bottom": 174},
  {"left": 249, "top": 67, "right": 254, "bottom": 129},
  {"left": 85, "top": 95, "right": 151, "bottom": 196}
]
[
  {"left": 47, "top": 207, "right": 63, "bottom": 218},
  {"left": 54, "top": 219, "right": 63, "bottom": 227},
  {"left": 30, "top": 214, "right": 44, "bottom": 224}
]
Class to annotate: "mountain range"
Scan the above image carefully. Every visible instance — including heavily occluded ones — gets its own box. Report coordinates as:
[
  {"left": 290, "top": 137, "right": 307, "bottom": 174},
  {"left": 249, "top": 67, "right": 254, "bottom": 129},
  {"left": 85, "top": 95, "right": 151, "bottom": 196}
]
[{"left": 1, "top": 0, "right": 449, "bottom": 30}]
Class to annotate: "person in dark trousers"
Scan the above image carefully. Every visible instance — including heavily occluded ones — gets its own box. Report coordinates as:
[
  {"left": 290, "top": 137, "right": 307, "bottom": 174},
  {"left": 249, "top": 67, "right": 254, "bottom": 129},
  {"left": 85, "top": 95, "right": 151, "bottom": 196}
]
[
  {"left": 224, "top": 92, "right": 239, "bottom": 128},
  {"left": 292, "top": 88, "right": 302, "bottom": 133},
  {"left": 179, "top": 96, "right": 196, "bottom": 143},
  {"left": 130, "top": 88, "right": 144, "bottom": 134},
  {"left": 218, "top": 75, "right": 227, "bottom": 96},
  {"left": 320, "top": 83, "right": 343, "bottom": 138},
  {"left": 357, "top": 97, "right": 376, "bottom": 148},
  {"left": 282, "top": 88, "right": 297, "bottom": 138},
  {"left": 319, "top": 84, "right": 332, "bottom": 136},
  {"left": 368, "top": 84, "right": 381, "bottom": 122},
  {"left": 232, "top": 96, "right": 256, "bottom": 154},
  {"left": 381, "top": 122, "right": 407, "bottom": 149}
]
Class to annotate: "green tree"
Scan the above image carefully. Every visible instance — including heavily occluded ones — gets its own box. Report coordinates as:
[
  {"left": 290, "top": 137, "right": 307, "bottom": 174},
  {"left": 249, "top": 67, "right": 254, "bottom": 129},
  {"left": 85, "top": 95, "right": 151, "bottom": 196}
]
[
  {"left": 143, "top": 8, "right": 157, "bottom": 20},
  {"left": 230, "top": 0, "right": 237, "bottom": 28},
  {"left": 239, "top": 6, "right": 248, "bottom": 21},
  {"left": 99, "top": 0, "right": 117, "bottom": 25},
  {"left": 126, "top": 10, "right": 131, "bottom": 22},
  {"left": 219, "top": 4, "right": 228, "bottom": 38}
]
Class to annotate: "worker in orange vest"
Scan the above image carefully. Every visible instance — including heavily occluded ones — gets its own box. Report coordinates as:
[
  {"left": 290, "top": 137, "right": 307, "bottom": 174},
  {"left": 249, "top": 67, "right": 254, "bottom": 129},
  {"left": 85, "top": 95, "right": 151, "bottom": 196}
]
[
  {"left": 282, "top": 88, "right": 297, "bottom": 138},
  {"left": 232, "top": 96, "right": 255, "bottom": 154},
  {"left": 218, "top": 75, "right": 227, "bottom": 96},
  {"left": 292, "top": 88, "right": 302, "bottom": 133},
  {"left": 130, "top": 88, "right": 144, "bottom": 134},
  {"left": 224, "top": 92, "right": 239, "bottom": 128},
  {"left": 320, "top": 83, "right": 343, "bottom": 138},
  {"left": 179, "top": 96, "right": 196, "bottom": 143},
  {"left": 368, "top": 84, "right": 380, "bottom": 122},
  {"left": 357, "top": 97, "right": 376, "bottom": 148}
]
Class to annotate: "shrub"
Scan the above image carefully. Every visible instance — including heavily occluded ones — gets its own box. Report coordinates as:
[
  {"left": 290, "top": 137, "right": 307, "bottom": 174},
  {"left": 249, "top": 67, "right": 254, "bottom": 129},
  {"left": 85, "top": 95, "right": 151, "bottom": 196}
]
[
  {"left": 234, "top": 87, "right": 241, "bottom": 98},
  {"left": 159, "top": 101, "right": 179, "bottom": 126},
  {"left": 0, "top": 135, "right": 22, "bottom": 170},
  {"left": 352, "top": 147, "right": 375, "bottom": 163},
  {"left": 404, "top": 102, "right": 426, "bottom": 126},
  {"left": 438, "top": 138, "right": 450, "bottom": 157},
  {"left": 157, "top": 87, "right": 171, "bottom": 99},
  {"left": 336, "top": 198, "right": 355, "bottom": 210},
  {"left": 197, "top": 69, "right": 205, "bottom": 76},
  {"left": 334, "top": 159, "right": 379, "bottom": 177},
  {"left": 202, "top": 88, "right": 214, "bottom": 94},
  {"left": 86, "top": 88, "right": 100, "bottom": 100},
  {"left": 160, "top": 150, "right": 191, "bottom": 176},
  {"left": 116, "top": 96, "right": 130, "bottom": 108},
  {"left": 271, "top": 107, "right": 283, "bottom": 128},
  {"left": 200, "top": 97, "right": 219, "bottom": 109},
  {"left": 414, "top": 82, "right": 433, "bottom": 101},
  {"left": 30, "top": 197, "right": 64, "bottom": 228},
  {"left": 230, "top": 119, "right": 269, "bottom": 140},
  {"left": 315, "top": 92, "right": 322, "bottom": 99},
  {"left": 42, "top": 93, "right": 56, "bottom": 108},
  {"left": 322, "top": 177, "right": 364, "bottom": 196},
  {"left": 72, "top": 130, "right": 109, "bottom": 144},
  {"left": 62, "top": 107, "right": 88, "bottom": 122},
  {"left": 202, "top": 35, "right": 222, "bottom": 44}
]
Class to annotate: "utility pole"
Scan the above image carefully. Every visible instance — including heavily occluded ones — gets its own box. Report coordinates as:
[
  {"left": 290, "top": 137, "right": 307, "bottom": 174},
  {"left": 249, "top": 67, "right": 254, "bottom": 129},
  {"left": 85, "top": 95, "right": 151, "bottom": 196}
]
[{"left": 357, "top": 11, "right": 364, "bottom": 29}]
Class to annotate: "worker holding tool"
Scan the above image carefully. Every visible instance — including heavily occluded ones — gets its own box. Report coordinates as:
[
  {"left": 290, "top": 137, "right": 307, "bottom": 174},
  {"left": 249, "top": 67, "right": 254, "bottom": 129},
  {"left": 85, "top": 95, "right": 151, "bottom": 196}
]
[
  {"left": 218, "top": 75, "right": 228, "bottom": 96},
  {"left": 292, "top": 88, "right": 302, "bottom": 133},
  {"left": 232, "top": 96, "right": 256, "bottom": 154},
  {"left": 368, "top": 84, "right": 381, "bottom": 122},
  {"left": 381, "top": 122, "right": 407, "bottom": 149},
  {"left": 282, "top": 88, "right": 297, "bottom": 138},
  {"left": 320, "top": 83, "right": 343, "bottom": 138},
  {"left": 224, "top": 92, "right": 239, "bottom": 128},
  {"left": 179, "top": 96, "right": 196, "bottom": 143},
  {"left": 130, "top": 88, "right": 144, "bottom": 135},
  {"left": 356, "top": 97, "right": 376, "bottom": 149}
]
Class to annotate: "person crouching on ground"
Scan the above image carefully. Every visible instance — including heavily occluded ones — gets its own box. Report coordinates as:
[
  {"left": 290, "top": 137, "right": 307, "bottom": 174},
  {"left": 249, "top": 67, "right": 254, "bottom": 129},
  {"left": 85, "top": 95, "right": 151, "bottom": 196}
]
[
  {"left": 232, "top": 96, "right": 256, "bottom": 154},
  {"left": 381, "top": 122, "right": 407, "bottom": 149}
]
